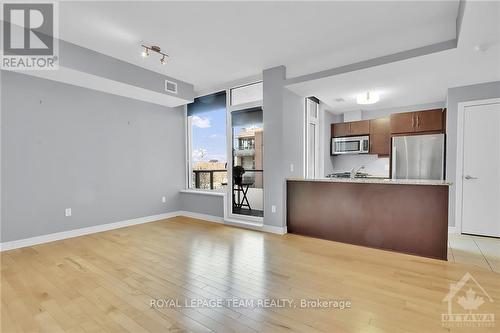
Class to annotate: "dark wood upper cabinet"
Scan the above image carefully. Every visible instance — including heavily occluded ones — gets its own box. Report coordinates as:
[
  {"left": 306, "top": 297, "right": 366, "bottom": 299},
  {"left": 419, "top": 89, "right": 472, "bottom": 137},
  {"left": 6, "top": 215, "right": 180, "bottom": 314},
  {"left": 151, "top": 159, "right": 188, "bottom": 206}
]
[
  {"left": 332, "top": 123, "right": 351, "bottom": 137},
  {"left": 390, "top": 109, "right": 444, "bottom": 134},
  {"left": 369, "top": 117, "right": 390, "bottom": 156},
  {"left": 390, "top": 112, "right": 416, "bottom": 134},
  {"left": 415, "top": 109, "right": 444, "bottom": 132},
  {"left": 349, "top": 120, "right": 370, "bottom": 136},
  {"left": 332, "top": 120, "right": 369, "bottom": 137}
]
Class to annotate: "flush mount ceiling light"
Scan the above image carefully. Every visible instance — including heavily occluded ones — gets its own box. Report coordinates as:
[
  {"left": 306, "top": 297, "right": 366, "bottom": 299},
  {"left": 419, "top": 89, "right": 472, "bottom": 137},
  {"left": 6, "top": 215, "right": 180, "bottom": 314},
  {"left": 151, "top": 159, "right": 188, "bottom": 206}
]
[
  {"left": 141, "top": 44, "right": 169, "bottom": 65},
  {"left": 356, "top": 91, "right": 380, "bottom": 105}
]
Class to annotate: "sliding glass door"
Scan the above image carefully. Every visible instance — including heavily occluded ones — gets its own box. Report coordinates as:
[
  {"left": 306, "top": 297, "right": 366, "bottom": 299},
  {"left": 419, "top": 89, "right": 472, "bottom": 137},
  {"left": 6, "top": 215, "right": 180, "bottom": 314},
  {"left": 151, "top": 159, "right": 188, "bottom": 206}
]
[{"left": 231, "top": 108, "right": 263, "bottom": 217}]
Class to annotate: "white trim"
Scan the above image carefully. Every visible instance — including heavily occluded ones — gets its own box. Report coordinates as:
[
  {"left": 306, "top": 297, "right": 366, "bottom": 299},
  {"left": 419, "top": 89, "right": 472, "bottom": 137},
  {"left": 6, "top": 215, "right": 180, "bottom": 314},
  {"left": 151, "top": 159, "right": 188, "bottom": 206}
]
[
  {"left": 448, "top": 226, "right": 458, "bottom": 234},
  {"left": 195, "top": 74, "right": 262, "bottom": 98},
  {"left": 305, "top": 98, "right": 320, "bottom": 178},
  {"left": 0, "top": 211, "right": 180, "bottom": 252},
  {"left": 455, "top": 98, "right": 500, "bottom": 235},
  {"left": 179, "top": 211, "right": 286, "bottom": 234},
  {"left": 184, "top": 105, "right": 191, "bottom": 189},
  {"left": 225, "top": 86, "right": 264, "bottom": 223},
  {"left": 262, "top": 224, "right": 288, "bottom": 235},
  {"left": 0, "top": 210, "right": 287, "bottom": 252},
  {"left": 180, "top": 189, "right": 226, "bottom": 197},
  {"left": 224, "top": 217, "right": 286, "bottom": 235},
  {"left": 178, "top": 210, "right": 225, "bottom": 224},
  {"left": 227, "top": 99, "right": 263, "bottom": 113}
]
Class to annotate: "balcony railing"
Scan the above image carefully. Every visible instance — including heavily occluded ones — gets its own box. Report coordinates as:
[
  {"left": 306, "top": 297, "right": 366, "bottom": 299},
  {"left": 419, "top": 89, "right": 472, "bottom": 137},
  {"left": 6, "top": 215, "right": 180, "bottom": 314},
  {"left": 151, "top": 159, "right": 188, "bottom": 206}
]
[
  {"left": 234, "top": 148, "right": 255, "bottom": 156},
  {"left": 192, "top": 169, "right": 227, "bottom": 190}
]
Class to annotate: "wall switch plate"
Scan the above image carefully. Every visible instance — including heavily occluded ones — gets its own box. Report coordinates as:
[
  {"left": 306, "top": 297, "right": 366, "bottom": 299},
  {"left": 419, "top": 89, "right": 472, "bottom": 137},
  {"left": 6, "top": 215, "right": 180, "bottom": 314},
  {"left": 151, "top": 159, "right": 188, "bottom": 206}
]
[
  {"left": 162, "top": 196, "right": 166, "bottom": 203},
  {"left": 271, "top": 205, "right": 277, "bottom": 213},
  {"left": 290, "top": 164, "right": 294, "bottom": 172},
  {"left": 65, "top": 208, "right": 72, "bottom": 217}
]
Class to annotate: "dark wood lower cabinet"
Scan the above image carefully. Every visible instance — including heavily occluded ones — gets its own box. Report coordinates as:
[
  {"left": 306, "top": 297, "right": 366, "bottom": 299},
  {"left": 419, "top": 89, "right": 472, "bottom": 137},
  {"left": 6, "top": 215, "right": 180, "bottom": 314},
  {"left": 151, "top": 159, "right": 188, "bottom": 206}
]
[{"left": 287, "top": 180, "right": 449, "bottom": 260}]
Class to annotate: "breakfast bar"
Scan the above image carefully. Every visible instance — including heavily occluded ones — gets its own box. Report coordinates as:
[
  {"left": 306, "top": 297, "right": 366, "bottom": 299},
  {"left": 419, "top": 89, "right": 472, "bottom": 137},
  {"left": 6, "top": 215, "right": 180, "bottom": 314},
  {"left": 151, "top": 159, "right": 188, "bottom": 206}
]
[{"left": 286, "top": 178, "right": 451, "bottom": 260}]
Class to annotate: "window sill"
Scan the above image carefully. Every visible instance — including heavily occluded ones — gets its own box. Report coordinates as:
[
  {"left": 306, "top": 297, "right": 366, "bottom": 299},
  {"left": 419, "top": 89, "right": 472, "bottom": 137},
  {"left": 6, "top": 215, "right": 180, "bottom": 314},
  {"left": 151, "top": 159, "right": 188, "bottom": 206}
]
[{"left": 180, "top": 189, "right": 226, "bottom": 197}]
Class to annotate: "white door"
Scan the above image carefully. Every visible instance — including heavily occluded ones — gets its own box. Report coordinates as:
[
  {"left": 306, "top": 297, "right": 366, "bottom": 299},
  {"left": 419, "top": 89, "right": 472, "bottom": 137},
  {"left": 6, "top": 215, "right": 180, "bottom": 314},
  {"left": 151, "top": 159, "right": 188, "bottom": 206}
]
[{"left": 461, "top": 101, "right": 500, "bottom": 237}]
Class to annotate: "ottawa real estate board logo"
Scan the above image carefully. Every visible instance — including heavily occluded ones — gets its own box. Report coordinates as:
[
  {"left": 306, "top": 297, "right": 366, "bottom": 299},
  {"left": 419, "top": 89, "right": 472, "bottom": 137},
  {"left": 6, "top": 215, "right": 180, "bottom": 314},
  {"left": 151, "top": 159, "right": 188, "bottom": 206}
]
[
  {"left": 442, "top": 272, "right": 495, "bottom": 328},
  {"left": 1, "top": 2, "right": 58, "bottom": 70}
]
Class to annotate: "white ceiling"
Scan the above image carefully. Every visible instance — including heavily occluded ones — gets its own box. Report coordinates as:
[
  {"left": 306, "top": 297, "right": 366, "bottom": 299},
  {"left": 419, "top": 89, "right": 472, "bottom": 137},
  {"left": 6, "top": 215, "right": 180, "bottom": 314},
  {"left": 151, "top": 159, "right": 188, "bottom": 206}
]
[
  {"left": 59, "top": 1, "right": 460, "bottom": 94},
  {"left": 286, "top": 1, "right": 500, "bottom": 113}
]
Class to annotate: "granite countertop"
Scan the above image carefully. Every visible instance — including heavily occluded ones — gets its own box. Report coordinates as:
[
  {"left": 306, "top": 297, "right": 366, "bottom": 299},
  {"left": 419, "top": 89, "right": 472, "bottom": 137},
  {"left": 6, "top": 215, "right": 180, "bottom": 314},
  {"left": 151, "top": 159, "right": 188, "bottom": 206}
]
[{"left": 287, "top": 177, "right": 452, "bottom": 186}]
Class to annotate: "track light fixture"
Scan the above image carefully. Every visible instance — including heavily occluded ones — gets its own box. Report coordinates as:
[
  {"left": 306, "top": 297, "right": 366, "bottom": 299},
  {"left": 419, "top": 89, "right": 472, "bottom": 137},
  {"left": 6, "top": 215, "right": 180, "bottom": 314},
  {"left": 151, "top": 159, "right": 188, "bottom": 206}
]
[{"left": 140, "top": 44, "right": 169, "bottom": 65}]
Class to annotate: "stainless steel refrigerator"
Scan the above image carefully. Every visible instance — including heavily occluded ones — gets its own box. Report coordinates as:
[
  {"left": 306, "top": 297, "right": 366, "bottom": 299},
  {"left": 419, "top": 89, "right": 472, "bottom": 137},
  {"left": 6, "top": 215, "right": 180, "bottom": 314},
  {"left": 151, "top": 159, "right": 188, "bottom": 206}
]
[{"left": 391, "top": 134, "right": 445, "bottom": 180}]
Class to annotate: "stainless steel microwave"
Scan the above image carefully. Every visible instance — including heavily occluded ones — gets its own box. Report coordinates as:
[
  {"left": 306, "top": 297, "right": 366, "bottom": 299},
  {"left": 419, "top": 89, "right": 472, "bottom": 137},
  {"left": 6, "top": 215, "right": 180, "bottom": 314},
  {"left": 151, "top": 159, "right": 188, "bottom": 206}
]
[{"left": 331, "top": 135, "right": 369, "bottom": 155}]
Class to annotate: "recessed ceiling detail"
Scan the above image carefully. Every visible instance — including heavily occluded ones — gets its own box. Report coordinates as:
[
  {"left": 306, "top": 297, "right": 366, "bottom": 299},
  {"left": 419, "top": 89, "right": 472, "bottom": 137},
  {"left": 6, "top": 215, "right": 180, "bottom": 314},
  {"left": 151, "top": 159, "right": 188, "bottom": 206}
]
[{"left": 58, "top": 1, "right": 461, "bottom": 93}]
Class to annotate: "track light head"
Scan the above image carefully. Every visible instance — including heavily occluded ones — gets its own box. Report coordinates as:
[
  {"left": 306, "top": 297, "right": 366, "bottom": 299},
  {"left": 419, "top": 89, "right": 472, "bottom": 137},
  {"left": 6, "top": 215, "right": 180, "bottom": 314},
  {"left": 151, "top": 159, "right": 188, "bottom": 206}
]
[{"left": 140, "top": 44, "right": 169, "bottom": 65}]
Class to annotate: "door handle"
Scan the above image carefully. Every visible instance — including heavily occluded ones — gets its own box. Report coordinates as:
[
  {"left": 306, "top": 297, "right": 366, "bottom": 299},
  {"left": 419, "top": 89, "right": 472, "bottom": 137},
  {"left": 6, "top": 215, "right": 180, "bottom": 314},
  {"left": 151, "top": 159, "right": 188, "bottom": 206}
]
[{"left": 464, "top": 175, "right": 479, "bottom": 180}]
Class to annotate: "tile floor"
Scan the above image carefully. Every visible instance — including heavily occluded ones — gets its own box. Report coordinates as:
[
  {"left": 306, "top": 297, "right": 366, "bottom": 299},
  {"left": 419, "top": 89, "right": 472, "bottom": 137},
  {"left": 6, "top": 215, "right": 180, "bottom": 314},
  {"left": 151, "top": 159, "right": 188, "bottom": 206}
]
[{"left": 448, "top": 233, "right": 500, "bottom": 273}]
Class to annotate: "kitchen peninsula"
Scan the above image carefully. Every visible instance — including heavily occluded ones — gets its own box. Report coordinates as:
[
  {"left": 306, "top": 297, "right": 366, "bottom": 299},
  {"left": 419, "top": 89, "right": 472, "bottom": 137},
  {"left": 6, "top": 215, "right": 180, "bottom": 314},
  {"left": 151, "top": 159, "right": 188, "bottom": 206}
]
[{"left": 286, "top": 178, "right": 450, "bottom": 260}]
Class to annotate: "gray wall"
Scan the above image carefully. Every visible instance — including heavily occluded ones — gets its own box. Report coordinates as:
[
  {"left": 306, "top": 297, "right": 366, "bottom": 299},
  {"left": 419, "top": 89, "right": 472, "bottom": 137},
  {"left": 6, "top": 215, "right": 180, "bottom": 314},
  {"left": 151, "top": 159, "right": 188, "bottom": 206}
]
[
  {"left": 179, "top": 193, "right": 224, "bottom": 218},
  {"left": 263, "top": 66, "right": 286, "bottom": 228},
  {"left": 1, "top": 71, "right": 185, "bottom": 242},
  {"left": 59, "top": 40, "right": 194, "bottom": 102},
  {"left": 446, "top": 81, "right": 500, "bottom": 227},
  {"left": 283, "top": 88, "right": 305, "bottom": 178}
]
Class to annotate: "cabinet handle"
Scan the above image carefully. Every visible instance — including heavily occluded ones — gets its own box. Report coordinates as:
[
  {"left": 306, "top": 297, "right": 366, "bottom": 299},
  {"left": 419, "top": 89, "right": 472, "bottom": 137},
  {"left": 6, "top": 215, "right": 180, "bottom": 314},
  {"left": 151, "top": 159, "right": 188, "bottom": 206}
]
[
  {"left": 416, "top": 115, "right": 420, "bottom": 128},
  {"left": 411, "top": 116, "right": 415, "bottom": 128}
]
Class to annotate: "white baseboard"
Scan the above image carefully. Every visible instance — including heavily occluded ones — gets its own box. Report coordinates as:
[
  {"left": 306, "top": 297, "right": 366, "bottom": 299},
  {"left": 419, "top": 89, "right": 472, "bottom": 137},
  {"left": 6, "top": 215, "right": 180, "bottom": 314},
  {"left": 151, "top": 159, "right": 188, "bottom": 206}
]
[
  {"left": 0, "top": 210, "right": 287, "bottom": 252},
  {"left": 0, "top": 211, "right": 181, "bottom": 252},
  {"left": 262, "top": 224, "right": 288, "bottom": 235},
  {"left": 177, "top": 210, "right": 225, "bottom": 224},
  {"left": 178, "top": 211, "right": 287, "bottom": 235},
  {"left": 448, "top": 226, "right": 458, "bottom": 234}
]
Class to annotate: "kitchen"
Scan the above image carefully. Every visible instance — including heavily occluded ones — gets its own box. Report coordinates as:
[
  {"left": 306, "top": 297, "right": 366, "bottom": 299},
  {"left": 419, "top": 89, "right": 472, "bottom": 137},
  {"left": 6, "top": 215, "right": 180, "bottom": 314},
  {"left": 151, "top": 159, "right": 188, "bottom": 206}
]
[
  {"left": 285, "top": 49, "right": 500, "bottom": 262},
  {"left": 289, "top": 106, "right": 451, "bottom": 260}
]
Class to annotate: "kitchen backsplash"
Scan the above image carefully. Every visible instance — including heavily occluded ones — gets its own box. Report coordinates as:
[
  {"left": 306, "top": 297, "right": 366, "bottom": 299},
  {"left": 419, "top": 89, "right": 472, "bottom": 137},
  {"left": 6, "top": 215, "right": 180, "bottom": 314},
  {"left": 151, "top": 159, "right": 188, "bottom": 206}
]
[{"left": 329, "top": 154, "right": 390, "bottom": 177}]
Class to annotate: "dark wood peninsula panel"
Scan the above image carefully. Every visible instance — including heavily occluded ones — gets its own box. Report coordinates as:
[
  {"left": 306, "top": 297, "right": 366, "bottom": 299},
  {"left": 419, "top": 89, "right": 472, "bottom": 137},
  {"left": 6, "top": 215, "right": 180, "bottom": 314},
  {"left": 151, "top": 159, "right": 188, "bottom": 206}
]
[{"left": 287, "top": 180, "right": 449, "bottom": 260}]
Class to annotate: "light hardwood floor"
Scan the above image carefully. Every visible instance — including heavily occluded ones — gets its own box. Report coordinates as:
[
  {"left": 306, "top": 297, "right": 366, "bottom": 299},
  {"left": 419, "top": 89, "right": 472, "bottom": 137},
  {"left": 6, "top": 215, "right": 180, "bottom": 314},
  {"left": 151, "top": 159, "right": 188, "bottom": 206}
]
[{"left": 1, "top": 216, "right": 499, "bottom": 333}]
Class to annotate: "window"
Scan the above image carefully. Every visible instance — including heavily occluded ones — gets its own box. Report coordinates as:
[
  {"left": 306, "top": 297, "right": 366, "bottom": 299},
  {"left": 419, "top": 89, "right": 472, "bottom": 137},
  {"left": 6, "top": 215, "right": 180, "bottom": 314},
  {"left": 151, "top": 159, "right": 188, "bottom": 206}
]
[
  {"left": 230, "top": 82, "right": 263, "bottom": 106},
  {"left": 305, "top": 97, "right": 320, "bottom": 178},
  {"left": 187, "top": 92, "right": 227, "bottom": 190}
]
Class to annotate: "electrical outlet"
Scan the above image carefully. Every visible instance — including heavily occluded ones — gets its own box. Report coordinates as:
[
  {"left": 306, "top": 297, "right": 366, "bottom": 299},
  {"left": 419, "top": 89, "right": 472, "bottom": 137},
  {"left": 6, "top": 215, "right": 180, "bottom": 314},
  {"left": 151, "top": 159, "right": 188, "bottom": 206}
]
[
  {"left": 162, "top": 196, "right": 166, "bottom": 203},
  {"left": 65, "top": 208, "right": 72, "bottom": 217},
  {"left": 290, "top": 163, "right": 294, "bottom": 172},
  {"left": 271, "top": 205, "right": 277, "bottom": 213}
]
